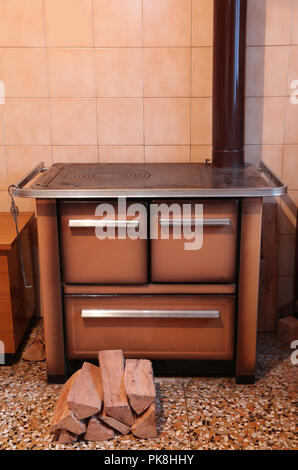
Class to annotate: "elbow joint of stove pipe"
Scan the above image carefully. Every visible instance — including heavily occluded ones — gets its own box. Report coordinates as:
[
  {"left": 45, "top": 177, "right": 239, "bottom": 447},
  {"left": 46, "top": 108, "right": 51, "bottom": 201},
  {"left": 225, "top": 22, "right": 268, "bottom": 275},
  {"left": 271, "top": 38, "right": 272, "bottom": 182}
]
[{"left": 212, "top": 0, "right": 247, "bottom": 169}]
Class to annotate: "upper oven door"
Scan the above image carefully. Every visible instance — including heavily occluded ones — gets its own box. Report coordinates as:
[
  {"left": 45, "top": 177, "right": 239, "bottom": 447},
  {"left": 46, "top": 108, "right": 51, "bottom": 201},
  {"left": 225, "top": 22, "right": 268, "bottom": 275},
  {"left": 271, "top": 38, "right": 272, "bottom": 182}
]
[
  {"left": 150, "top": 200, "right": 238, "bottom": 283},
  {"left": 59, "top": 202, "right": 148, "bottom": 284}
]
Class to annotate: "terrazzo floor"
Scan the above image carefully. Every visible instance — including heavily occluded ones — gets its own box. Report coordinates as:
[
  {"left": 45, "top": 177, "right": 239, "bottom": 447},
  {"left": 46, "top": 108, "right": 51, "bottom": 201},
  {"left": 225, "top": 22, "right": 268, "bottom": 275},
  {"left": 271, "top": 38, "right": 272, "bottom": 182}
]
[{"left": 0, "top": 324, "right": 297, "bottom": 450}]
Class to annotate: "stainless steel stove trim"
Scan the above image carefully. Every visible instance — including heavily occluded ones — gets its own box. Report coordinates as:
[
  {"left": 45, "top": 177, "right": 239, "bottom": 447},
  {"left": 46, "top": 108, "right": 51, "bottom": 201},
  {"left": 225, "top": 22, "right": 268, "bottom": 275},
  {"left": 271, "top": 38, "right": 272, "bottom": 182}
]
[
  {"left": 13, "top": 187, "right": 287, "bottom": 198},
  {"left": 11, "top": 161, "right": 287, "bottom": 198},
  {"left": 15, "top": 161, "right": 47, "bottom": 189},
  {"left": 81, "top": 308, "right": 221, "bottom": 319}
]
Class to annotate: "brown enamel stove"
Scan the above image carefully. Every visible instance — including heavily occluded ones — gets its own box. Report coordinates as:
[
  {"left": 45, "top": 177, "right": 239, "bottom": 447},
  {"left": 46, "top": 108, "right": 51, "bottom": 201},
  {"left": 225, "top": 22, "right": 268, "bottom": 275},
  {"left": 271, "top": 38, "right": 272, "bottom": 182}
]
[
  {"left": 11, "top": 1, "right": 288, "bottom": 383},
  {"left": 12, "top": 161, "right": 286, "bottom": 384}
]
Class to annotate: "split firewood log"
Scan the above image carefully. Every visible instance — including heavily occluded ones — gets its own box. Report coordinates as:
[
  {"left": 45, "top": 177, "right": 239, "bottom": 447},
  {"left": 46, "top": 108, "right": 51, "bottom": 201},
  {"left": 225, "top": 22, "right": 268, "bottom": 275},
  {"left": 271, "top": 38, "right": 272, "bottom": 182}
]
[
  {"left": 99, "top": 407, "right": 130, "bottom": 435},
  {"left": 124, "top": 359, "right": 156, "bottom": 414},
  {"left": 84, "top": 414, "right": 114, "bottom": 441},
  {"left": 131, "top": 402, "right": 158, "bottom": 439},
  {"left": 57, "top": 429, "right": 78, "bottom": 444},
  {"left": 98, "top": 350, "right": 133, "bottom": 426},
  {"left": 51, "top": 371, "right": 86, "bottom": 435},
  {"left": 66, "top": 362, "right": 103, "bottom": 420}
]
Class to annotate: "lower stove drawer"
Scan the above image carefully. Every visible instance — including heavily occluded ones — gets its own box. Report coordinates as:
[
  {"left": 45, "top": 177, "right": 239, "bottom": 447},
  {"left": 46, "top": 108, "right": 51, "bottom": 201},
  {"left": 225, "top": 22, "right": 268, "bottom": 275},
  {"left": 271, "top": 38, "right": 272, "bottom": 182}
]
[{"left": 64, "top": 295, "right": 235, "bottom": 360}]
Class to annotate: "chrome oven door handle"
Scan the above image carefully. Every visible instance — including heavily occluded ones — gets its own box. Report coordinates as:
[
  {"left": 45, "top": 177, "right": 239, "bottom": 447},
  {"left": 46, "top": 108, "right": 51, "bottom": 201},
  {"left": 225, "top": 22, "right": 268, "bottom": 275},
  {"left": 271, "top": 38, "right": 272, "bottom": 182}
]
[
  {"left": 81, "top": 309, "right": 220, "bottom": 319},
  {"left": 68, "top": 219, "right": 140, "bottom": 228},
  {"left": 159, "top": 218, "right": 231, "bottom": 227}
]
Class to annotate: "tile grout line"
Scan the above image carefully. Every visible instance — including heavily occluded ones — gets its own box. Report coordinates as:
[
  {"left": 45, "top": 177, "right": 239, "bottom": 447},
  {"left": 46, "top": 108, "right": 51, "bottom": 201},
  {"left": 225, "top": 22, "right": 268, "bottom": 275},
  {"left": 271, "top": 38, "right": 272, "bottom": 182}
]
[
  {"left": 189, "top": 0, "right": 192, "bottom": 163},
  {"left": 0, "top": 44, "right": 297, "bottom": 49},
  {"left": 281, "top": 6, "right": 294, "bottom": 182},
  {"left": 41, "top": 0, "right": 53, "bottom": 167},
  {"left": 2, "top": 95, "right": 296, "bottom": 98},
  {"left": 91, "top": 0, "right": 100, "bottom": 163},
  {"left": 142, "top": 0, "right": 145, "bottom": 163}
]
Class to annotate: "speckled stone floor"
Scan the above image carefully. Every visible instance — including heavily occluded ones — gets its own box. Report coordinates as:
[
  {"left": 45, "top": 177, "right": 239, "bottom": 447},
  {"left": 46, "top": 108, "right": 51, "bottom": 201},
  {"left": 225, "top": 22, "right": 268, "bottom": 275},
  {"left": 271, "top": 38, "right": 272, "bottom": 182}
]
[{"left": 0, "top": 325, "right": 297, "bottom": 450}]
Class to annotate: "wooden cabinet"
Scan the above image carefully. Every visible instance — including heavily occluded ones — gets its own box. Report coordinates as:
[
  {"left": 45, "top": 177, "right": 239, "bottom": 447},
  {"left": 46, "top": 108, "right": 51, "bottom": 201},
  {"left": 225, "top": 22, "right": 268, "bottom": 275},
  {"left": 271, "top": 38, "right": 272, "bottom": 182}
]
[{"left": 0, "top": 213, "right": 36, "bottom": 363}]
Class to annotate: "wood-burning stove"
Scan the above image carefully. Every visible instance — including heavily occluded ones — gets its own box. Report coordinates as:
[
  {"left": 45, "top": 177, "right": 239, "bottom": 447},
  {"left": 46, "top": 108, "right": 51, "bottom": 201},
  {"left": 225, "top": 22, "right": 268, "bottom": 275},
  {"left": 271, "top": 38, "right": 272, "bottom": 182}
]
[{"left": 11, "top": 1, "right": 287, "bottom": 384}]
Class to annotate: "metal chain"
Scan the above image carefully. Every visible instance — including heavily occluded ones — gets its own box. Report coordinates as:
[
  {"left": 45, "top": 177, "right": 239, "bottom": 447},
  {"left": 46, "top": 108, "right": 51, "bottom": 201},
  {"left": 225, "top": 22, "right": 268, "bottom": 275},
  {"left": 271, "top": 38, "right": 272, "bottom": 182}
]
[{"left": 7, "top": 185, "right": 32, "bottom": 289}]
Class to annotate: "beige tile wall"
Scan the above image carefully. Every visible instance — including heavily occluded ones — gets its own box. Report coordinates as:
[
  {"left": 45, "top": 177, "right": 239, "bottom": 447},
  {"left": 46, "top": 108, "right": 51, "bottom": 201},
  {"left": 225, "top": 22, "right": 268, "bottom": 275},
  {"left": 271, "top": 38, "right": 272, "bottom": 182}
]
[{"left": 0, "top": 0, "right": 297, "bottom": 312}]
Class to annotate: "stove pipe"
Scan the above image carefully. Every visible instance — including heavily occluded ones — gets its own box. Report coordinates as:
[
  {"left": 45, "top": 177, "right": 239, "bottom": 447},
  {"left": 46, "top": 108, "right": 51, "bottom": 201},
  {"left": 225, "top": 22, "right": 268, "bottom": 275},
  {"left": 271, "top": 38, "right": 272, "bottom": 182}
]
[{"left": 212, "top": 0, "right": 247, "bottom": 168}]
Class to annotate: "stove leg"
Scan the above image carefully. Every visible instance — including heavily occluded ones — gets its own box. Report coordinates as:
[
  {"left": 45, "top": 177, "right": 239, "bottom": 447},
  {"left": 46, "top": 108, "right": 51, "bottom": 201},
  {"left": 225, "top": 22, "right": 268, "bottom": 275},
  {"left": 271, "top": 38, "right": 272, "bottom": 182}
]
[
  {"left": 236, "top": 198, "right": 263, "bottom": 383},
  {"left": 36, "top": 199, "right": 66, "bottom": 381},
  {"left": 236, "top": 375, "right": 255, "bottom": 385},
  {"left": 47, "top": 374, "right": 66, "bottom": 384}
]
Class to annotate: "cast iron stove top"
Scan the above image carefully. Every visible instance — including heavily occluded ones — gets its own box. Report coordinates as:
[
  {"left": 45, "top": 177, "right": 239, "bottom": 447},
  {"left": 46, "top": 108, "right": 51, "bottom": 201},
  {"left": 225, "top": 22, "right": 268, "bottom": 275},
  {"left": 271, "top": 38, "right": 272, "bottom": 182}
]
[{"left": 13, "top": 162, "right": 287, "bottom": 199}]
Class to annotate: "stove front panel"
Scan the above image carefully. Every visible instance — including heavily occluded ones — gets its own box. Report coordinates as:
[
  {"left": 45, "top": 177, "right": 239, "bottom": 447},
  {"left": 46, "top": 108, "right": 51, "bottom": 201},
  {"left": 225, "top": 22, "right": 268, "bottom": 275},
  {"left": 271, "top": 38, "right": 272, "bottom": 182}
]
[
  {"left": 151, "top": 200, "right": 238, "bottom": 283},
  {"left": 64, "top": 295, "right": 235, "bottom": 361},
  {"left": 59, "top": 202, "right": 148, "bottom": 284}
]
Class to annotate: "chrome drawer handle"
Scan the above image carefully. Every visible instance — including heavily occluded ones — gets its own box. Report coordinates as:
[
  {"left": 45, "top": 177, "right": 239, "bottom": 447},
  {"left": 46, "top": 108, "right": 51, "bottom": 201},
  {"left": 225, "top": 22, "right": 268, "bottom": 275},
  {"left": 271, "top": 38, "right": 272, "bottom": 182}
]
[
  {"left": 81, "top": 309, "right": 220, "bottom": 319},
  {"left": 68, "top": 219, "right": 139, "bottom": 228},
  {"left": 159, "top": 218, "right": 231, "bottom": 227}
]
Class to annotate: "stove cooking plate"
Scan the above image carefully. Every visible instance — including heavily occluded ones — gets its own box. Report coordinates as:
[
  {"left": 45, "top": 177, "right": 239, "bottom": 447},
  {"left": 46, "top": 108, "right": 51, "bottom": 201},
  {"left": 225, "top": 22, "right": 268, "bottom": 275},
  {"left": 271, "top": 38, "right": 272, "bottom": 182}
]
[{"left": 61, "top": 167, "right": 152, "bottom": 188}]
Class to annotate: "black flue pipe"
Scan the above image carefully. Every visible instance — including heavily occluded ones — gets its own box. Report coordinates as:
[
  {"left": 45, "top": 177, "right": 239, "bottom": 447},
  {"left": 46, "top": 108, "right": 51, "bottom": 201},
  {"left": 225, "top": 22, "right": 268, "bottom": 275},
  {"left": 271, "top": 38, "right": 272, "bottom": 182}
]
[{"left": 212, "top": 0, "right": 247, "bottom": 168}]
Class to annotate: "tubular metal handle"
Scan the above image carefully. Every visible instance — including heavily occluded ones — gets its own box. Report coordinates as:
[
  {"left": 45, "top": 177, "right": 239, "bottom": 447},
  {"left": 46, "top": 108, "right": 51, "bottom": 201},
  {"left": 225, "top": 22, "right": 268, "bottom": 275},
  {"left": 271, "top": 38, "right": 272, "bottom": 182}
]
[
  {"left": 69, "top": 219, "right": 140, "bottom": 228},
  {"left": 159, "top": 218, "right": 231, "bottom": 227},
  {"left": 81, "top": 309, "right": 220, "bottom": 319},
  {"left": 15, "top": 161, "right": 46, "bottom": 189}
]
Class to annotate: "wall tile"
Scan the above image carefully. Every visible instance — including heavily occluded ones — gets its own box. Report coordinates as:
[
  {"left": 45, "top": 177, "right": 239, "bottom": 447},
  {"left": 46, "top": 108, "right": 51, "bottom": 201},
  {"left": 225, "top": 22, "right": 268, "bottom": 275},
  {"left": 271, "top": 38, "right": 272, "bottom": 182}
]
[
  {"left": 99, "top": 146, "right": 144, "bottom": 163},
  {"left": 145, "top": 146, "right": 190, "bottom": 162},
  {"left": 245, "top": 145, "right": 283, "bottom": 178},
  {"left": 0, "top": 0, "right": 44, "bottom": 47},
  {"left": 5, "top": 146, "right": 52, "bottom": 186},
  {"left": 245, "top": 97, "right": 287, "bottom": 145},
  {"left": 94, "top": 0, "right": 142, "bottom": 47},
  {"left": 192, "top": 0, "right": 213, "bottom": 46},
  {"left": 144, "top": 98, "right": 190, "bottom": 145},
  {"left": 0, "top": 146, "right": 7, "bottom": 190},
  {"left": 247, "top": 0, "right": 292, "bottom": 46},
  {"left": 284, "top": 98, "right": 298, "bottom": 144},
  {"left": 50, "top": 98, "right": 97, "bottom": 145},
  {"left": 278, "top": 234, "right": 296, "bottom": 276},
  {"left": 283, "top": 145, "right": 298, "bottom": 189},
  {"left": 52, "top": 146, "right": 98, "bottom": 163},
  {"left": 0, "top": 107, "right": 4, "bottom": 146},
  {"left": 4, "top": 98, "right": 51, "bottom": 145},
  {"left": 246, "top": 46, "right": 289, "bottom": 97},
  {"left": 0, "top": 190, "right": 10, "bottom": 211},
  {"left": 143, "top": 0, "right": 191, "bottom": 47},
  {"left": 287, "top": 46, "right": 298, "bottom": 95},
  {"left": 191, "top": 47, "right": 213, "bottom": 97},
  {"left": 190, "top": 145, "right": 211, "bottom": 162},
  {"left": 44, "top": 0, "right": 93, "bottom": 47},
  {"left": 0, "top": 48, "right": 47, "bottom": 98},
  {"left": 47, "top": 49, "right": 95, "bottom": 98},
  {"left": 95, "top": 49, "right": 143, "bottom": 98},
  {"left": 98, "top": 98, "right": 143, "bottom": 145},
  {"left": 191, "top": 98, "right": 212, "bottom": 145},
  {"left": 291, "top": 0, "right": 298, "bottom": 44},
  {"left": 144, "top": 48, "right": 191, "bottom": 97}
]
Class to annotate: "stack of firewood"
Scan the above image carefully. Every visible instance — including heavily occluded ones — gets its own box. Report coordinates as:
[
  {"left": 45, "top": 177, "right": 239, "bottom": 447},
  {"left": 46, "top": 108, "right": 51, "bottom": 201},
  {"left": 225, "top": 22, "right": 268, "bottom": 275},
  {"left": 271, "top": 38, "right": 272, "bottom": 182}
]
[{"left": 51, "top": 350, "right": 157, "bottom": 443}]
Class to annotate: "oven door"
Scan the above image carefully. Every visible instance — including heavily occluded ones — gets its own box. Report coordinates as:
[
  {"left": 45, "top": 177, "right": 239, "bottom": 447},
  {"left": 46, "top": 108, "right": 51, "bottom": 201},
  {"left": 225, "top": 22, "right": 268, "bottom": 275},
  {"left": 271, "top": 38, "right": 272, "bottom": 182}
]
[
  {"left": 59, "top": 202, "right": 148, "bottom": 284},
  {"left": 150, "top": 200, "right": 238, "bottom": 283},
  {"left": 64, "top": 295, "right": 235, "bottom": 360}
]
